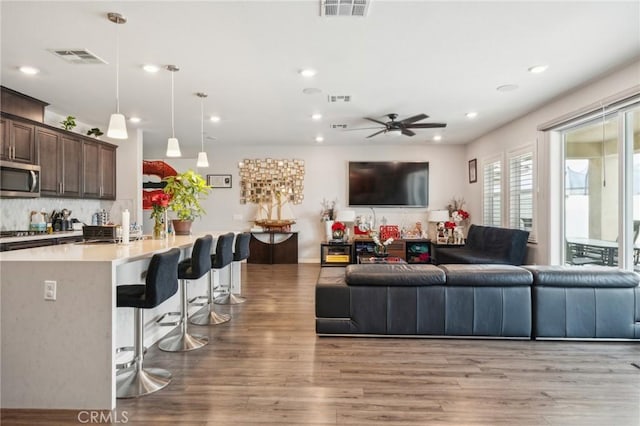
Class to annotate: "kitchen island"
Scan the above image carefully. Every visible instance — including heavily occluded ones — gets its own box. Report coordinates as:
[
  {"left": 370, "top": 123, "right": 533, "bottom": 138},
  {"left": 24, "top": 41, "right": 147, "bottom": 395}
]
[{"left": 0, "top": 235, "right": 217, "bottom": 410}]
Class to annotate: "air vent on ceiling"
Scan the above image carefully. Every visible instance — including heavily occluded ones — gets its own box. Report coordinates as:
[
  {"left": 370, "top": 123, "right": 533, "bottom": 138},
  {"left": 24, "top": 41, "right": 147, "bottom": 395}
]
[
  {"left": 330, "top": 124, "right": 348, "bottom": 129},
  {"left": 48, "top": 48, "right": 107, "bottom": 64},
  {"left": 328, "top": 95, "right": 351, "bottom": 103},
  {"left": 321, "top": 0, "right": 369, "bottom": 17}
]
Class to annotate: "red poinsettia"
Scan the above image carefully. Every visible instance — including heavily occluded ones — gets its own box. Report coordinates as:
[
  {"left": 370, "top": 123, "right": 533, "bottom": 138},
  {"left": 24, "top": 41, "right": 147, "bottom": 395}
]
[
  {"left": 331, "top": 221, "right": 346, "bottom": 232},
  {"left": 444, "top": 221, "right": 456, "bottom": 230},
  {"left": 452, "top": 209, "right": 470, "bottom": 221}
]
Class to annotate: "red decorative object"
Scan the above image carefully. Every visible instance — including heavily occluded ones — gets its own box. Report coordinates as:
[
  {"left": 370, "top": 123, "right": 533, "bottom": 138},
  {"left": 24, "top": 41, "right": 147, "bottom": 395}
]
[
  {"left": 380, "top": 225, "right": 400, "bottom": 241},
  {"left": 331, "top": 221, "right": 346, "bottom": 232},
  {"left": 444, "top": 221, "right": 456, "bottom": 230},
  {"left": 354, "top": 226, "right": 368, "bottom": 235}
]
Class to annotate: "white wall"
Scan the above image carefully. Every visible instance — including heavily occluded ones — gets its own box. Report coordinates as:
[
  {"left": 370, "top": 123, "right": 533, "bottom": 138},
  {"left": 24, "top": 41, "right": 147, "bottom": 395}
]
[
  {"left": 464, "top": 60, "right": 640, "bottom": 264},
  {"left": 144, "top": 143, "right": 466, "bottom": 262}
]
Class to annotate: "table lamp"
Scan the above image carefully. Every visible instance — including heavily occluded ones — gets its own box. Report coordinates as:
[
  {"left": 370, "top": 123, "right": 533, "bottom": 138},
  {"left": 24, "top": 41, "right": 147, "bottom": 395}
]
[{"left": 335, "top": 209, "right": 356, "bottom": 240}]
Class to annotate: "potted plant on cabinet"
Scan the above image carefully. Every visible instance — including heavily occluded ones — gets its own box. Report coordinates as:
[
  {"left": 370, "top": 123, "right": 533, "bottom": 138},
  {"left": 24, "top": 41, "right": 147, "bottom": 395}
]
[{"left": 163, "top": 170, "right": 211, "bottom": 235}]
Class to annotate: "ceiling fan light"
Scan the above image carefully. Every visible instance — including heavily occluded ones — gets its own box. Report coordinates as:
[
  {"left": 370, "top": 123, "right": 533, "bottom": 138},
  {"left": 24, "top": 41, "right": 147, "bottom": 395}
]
[
  {"left": 166, "top": 137, "right": 181, "bottom": 157},
  {"left": 107, "top": 113, "right": 128, "bottom": 139}
]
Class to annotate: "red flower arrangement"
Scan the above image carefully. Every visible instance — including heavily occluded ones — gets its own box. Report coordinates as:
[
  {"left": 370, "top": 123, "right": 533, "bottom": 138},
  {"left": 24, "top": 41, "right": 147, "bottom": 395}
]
[
  {"left": 444, "top": 221, "right": 456, "bottom": 230},
  {"left": 452, "top": 209, "right": 470, "bottom": 221},
  {"left": 331, "top": 221, "right": 346, "bottom": 232},
  {"left": 150, "top": 193, "right": 171, "bottom": 221}
]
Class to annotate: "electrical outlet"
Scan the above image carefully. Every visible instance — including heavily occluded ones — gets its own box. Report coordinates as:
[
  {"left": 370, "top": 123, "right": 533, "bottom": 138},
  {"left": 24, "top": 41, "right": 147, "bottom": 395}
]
[{"left": 44, "top": 280, "right": 57, "bottom": 301}]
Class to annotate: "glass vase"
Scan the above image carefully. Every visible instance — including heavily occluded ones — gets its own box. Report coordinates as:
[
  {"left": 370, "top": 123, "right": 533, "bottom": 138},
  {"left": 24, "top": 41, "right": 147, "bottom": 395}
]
[
  {"left": 153, "top": 211, "right": 167, "bottom": 239},
  {"left": 373, "top": 244, "right": 388, "bottom": 258}
]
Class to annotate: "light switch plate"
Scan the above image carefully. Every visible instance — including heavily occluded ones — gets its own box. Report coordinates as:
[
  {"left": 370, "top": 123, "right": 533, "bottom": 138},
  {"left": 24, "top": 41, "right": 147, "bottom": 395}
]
[{"left": 44, "top": 280, "right": 57, "bottom": 301}]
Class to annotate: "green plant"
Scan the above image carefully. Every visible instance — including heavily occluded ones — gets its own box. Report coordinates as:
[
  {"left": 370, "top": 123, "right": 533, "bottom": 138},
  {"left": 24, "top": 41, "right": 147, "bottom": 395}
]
[
  {"left": 163, "top": 170, "right": 211, "bottom": 221},
  {"left": 87, "top": 127, "right": 103, "bottom": 137},
  {"left": 61, "top": 116, "right": 76, "bottom": 131}
]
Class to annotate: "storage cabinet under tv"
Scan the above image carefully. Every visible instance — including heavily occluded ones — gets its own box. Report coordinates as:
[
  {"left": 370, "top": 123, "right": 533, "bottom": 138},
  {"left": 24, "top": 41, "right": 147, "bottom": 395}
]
[{"left": 351, "top": 238, "right": 431, "bottom": 264}]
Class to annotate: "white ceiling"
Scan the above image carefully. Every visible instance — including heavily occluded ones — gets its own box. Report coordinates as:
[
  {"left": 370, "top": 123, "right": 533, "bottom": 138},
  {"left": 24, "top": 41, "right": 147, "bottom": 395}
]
[{"left": 1, "top": 1, "right": 639, "bottom": 158}]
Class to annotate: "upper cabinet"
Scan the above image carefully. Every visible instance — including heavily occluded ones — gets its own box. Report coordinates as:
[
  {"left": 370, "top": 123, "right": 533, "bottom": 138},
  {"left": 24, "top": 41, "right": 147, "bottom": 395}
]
[
  {"left": 0, "top": 88, "right": 117, "bottom": 200},
  {"left": 0, "top": 117, "right": 36, "bottom": 164},
  {"left": 37, "top": 127, "right": 83, "bottom": 198},
  {"left": 83, "top": 140, "right": 116, "bottom": 200}
]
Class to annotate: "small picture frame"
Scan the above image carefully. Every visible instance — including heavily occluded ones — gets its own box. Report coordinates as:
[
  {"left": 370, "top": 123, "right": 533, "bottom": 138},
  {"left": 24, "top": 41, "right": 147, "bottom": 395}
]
[
  {"left": 468, "top": 159, "right": 477, "bottom": 183},
  {"left": 207, "top": 174, "right": 232, "bottom": 188}
]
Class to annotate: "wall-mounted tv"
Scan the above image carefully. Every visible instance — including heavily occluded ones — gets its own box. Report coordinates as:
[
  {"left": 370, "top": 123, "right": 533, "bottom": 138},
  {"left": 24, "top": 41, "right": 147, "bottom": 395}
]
[{"left": 348, "top": 161, "right": 429, "bottom": 207}]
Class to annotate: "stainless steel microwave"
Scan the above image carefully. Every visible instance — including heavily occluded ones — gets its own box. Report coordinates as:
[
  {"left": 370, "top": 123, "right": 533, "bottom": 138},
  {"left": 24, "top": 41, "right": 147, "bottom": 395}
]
[{"left": 0, "top": 160, "right": 40, "bottom": 197}]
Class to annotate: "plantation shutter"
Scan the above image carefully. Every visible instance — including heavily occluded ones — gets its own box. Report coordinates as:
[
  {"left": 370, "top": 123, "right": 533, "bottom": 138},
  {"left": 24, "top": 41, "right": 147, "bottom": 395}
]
[
  {"left": 509, "top": 151, "right": 534, "bottom": 232},
  {"left": 483, "top": 159, "right": 502, "bottom": 226}
]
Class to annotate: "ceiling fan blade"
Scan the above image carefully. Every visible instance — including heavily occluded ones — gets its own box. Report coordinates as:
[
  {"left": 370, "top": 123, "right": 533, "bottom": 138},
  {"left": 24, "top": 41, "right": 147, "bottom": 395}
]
[
  {"left": 343, "top": 126, "right": 385, "bottom": 131},
  {"left": 406, "top": 123, "right": 447, "bottom": 128},
  {"left": 366, "top": 129, "right": 387, "bottom": 138},
  {"left": 401, "top": 128, "right": 416, "bottom": 137},
  {"left": 364, "top": 117, "right": 388, "bottom": 126},
  {"left": 398, "top": 114, "right": 428, "bottom": 125}
]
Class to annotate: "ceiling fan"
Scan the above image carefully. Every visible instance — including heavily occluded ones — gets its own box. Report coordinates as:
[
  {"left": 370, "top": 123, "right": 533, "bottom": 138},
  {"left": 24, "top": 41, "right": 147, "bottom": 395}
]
[{"left": 359, "top": 113, "right": 447, "bottom": 138}]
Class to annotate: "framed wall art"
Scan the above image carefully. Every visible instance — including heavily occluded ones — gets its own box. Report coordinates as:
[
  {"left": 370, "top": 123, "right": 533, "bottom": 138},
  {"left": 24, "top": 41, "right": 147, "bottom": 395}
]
[
  {"left": 207, "top": 174, "right": 232, "bottom": 188},
  {"left": 468, "top": 159, "right": 477, "bottom": 184}
]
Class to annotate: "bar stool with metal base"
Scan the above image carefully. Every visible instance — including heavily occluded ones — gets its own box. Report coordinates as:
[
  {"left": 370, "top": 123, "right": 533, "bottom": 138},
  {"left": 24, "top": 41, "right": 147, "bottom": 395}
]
[
  {"left": 116, "top": 248, "right": 181, "bottom": 398},
  {"left": 215, "top": 232, "right": 250, "bottom": 305},
  {"left": 190, "top": 232, "right": 234, "bottom": 325},
  {"left": 158, "top": 236, "right": 212, "bottom": 352}
]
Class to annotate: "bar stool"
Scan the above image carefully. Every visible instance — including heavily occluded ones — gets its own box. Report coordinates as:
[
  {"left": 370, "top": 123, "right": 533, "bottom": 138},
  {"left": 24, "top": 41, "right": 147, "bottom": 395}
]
[
  {"left": 158, "top": 236, "right": 211, "bottom": 352},
  {"left": 190, "top": 232, "right": 234, "bottom": 325},
  {"left": 215, "top": 232, "right": 250, "bottom": 305},
  {"left": 115, "top": 248, "right": 181, "bottom": 398}
]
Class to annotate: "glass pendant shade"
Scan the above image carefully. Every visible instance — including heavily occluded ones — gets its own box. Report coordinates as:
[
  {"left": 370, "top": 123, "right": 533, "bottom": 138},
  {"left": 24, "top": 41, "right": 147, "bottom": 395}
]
[
  {"left": 166, "top": 137, "right": 181, "bottom": 157},
  {"left": 196, "top": 151, "right": 209, "bottom": 168},
  {"left": 107, "top": 113, "right": 127, "bottom": 139}
]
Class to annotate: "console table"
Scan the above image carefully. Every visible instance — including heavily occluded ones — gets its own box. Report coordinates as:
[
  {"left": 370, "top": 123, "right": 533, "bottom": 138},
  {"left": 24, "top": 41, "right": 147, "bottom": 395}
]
[{"left": 249, "top": 231, "right": 298, "bottom": 264}]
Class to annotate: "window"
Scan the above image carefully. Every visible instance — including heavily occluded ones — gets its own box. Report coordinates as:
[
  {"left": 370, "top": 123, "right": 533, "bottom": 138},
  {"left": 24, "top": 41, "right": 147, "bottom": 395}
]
[
  {"left": 483, "top": 157, "right": 502, "bottom": 226},
  {"left": 508, "top": 149, "right": 534, "bottom": 234}
]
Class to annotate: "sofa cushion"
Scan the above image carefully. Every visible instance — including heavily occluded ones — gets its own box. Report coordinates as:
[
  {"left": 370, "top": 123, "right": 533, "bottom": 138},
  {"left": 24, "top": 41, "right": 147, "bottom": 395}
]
[
  {"left": 438, "top": 264, "right": 532, "bottom": 286},
  {"left": 523, "top": 265, "right": 640, "bottom": 288},
  {"left": 345, "top": 264, "right": 445, "bottom": 286}
]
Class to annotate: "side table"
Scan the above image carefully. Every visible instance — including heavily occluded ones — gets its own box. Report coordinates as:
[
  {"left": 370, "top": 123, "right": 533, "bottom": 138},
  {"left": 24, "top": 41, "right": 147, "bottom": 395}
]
[{"left": 320, "top": 241, "right": 353, "bottom": 266}]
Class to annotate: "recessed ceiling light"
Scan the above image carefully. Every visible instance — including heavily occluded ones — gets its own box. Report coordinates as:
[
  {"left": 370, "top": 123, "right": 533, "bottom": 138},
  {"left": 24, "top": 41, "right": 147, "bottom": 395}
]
[
  {"left": 311, "top": 113, "right": 322, "bottom": 121},
  {"left": 129, "top": 116, "right": 141, "bottom": 123},
  {"left": 433, "top": 135, "right": 442, "bottom": 141},
  {"left": 466, "top": 111, "right": 478, "bottom": 119},
  {"left": 528, "top": 65, "right": 548, "bottom": 74},
  {"left": 19, "top": 66, "right": 39, "bottom": 75},
  {"left": 315, "top": 136, "right": 324, "bottom": 143},
  {"left": 210, "top": 116, "right": 221, "bottom": 123},
  {"left": 143, "top": 64, "right": 159, "bottom": 73},
  {"left": 496, "top": 84, "right": 519, "bottom": 92},
  {"left": 299, "top": 69, "right": 317, "bottom": 78}
]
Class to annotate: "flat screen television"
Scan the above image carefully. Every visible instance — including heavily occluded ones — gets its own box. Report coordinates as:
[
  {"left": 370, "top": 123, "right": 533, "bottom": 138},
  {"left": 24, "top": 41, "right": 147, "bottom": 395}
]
[{"left": 348, "top": 161, "right": 429, "bottom": 207}]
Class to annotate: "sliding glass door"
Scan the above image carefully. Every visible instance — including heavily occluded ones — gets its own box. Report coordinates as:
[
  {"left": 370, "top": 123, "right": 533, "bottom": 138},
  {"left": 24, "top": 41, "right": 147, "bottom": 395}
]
[{"left": 562, "top": 105, "right": 638, "bottom": 269}]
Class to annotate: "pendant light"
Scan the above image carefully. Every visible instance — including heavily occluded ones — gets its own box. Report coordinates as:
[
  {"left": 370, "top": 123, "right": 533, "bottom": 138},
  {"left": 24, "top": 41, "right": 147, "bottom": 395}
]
[
  {"left": 166, "top": 65, "right": 181, "bottom": 157},
  {"left": 196, "top": 92, "right": 210, "bottom": 168},
  {"left": 106, "top": 12, "right": 128, "bottom": 139}
]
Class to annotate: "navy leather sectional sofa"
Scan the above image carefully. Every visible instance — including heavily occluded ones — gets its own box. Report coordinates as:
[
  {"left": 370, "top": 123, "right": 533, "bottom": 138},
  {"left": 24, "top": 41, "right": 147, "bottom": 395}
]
[{"left": 315, "top": 264, "right": 640, "bottom": 340}]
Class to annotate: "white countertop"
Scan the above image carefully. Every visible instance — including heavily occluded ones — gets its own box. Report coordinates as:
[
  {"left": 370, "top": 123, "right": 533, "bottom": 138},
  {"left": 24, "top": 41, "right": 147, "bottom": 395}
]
[
  {"left": 0, "top": 231, "right": 83, "bottom": 244},
  {"left": 0, "top": 234, "right": 214, "bottom": 265}
]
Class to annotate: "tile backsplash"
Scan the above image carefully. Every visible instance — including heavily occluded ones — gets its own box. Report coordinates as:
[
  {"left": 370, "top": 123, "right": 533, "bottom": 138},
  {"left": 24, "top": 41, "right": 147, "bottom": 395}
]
[{"left": 0, "top": 198, "right": 113, "bottom": 230}]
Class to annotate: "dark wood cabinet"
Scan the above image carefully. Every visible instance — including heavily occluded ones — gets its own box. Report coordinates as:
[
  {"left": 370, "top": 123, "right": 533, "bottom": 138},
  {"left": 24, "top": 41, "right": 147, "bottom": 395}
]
[
  {"left": 82, "top": 141, "right": 116, "bottom": 200},
  {"left": 0, "top": 117, "right": 36, "bottom": 164},
  {"left": 38, "top": 127, "right": 82, "bottom": 198},
  {"left": 352, "top": 238, "right": 431, "bottom": 263},
  {"left": 248, "top": 232, "right": 298, "bottom": 264},
  {"left": 37, "top": 127, "right": 61, "bottom": 195}
]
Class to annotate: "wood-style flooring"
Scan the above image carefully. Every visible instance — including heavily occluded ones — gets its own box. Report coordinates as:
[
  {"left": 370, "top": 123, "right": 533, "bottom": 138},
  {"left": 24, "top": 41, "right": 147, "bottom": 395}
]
[{"left": 3, "top": 264, "right": 640, "bottom": 425}]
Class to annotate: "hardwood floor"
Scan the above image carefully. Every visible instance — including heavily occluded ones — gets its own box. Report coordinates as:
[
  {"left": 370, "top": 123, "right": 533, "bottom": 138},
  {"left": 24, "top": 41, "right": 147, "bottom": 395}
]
[{"left": 3, "top": 263, "right": 640, "bottom": 425}]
